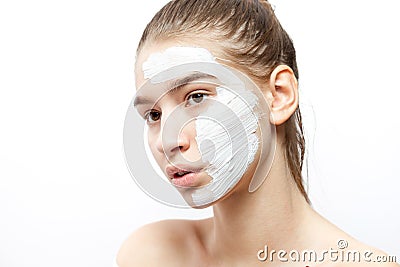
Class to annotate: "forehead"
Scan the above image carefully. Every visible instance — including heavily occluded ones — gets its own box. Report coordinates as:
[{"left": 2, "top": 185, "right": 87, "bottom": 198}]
[
  {"left": 133, "top": 41, "right": 262, "bottom": 110},
  {"left": 135, "top": 41, "right": 217, "bottom": 90}
]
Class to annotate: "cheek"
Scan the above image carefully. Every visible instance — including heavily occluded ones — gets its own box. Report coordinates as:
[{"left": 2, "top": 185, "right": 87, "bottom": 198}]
[
  {"left": 182, "top": 120, "right": 203, "bottom": 162},
  {"left": 146, "top": 131, "right": 162, "bottom": 163}
]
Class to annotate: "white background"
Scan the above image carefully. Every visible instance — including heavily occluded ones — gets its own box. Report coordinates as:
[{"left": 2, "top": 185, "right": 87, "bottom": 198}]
[{"left": 0, "top": 1, "right": 399, "bottom": 266}]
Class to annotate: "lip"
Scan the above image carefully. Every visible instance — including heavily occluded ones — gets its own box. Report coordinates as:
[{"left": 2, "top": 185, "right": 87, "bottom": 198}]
[
  {"left": 172, "top": 172, "right": 202, "bottom": 187},
  {"left": 165, "top": 165, "right": 203, "bottom": 187}
]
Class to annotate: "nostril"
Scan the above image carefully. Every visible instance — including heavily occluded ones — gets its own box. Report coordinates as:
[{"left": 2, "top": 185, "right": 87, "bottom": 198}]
[{"left": 161, "top": 132, "right": 190, "bottom": 155}]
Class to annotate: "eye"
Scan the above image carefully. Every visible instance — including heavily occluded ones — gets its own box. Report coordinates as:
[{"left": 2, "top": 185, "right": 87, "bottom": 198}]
[
  {"left": 144, "top": 110, "right": 161, "bottom": 124},
  {"left": 186, "top": 92, "right": 208, "bottom": 106}
]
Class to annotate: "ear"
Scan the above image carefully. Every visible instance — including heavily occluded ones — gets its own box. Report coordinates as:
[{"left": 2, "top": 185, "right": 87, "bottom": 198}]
[{"left": 267, "top": 65, "right": 299, "bottom": 125}]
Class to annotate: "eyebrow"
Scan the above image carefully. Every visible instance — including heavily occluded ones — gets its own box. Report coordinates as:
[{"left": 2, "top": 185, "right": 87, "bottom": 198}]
[{"left": 133, "top": 73, "right": 216, "bottom": 107}]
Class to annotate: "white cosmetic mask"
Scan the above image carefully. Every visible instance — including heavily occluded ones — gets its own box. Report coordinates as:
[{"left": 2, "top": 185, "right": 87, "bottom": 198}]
[
  {"left": 191, "top": 86, "right": 259, "bottom": 205},
  {"left": 142, "top": 46, "right": 216, "bottom": 79},
  {"left": 123, "top": 46, "right": 276, "bottom": 208}
]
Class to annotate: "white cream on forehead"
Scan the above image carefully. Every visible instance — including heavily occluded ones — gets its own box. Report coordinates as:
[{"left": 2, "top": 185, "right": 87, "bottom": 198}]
[{"left": 142, "top": 46, "right": 216, "bottom": 79}]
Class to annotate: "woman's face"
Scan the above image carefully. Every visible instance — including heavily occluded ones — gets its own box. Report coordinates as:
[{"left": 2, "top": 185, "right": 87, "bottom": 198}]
[{"left": 133, "top": 40, "right": 266, "bottom": 207}]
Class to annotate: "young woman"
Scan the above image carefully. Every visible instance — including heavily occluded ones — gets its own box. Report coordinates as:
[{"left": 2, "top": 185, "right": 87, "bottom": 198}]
[{"left": 118, "top": 0, "right": 399, "bottom": 266}]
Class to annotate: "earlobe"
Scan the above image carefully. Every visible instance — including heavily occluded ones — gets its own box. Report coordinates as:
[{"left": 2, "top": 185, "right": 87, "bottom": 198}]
[{"left": 268, "top": 65, "right": 299, "bottom": 125}]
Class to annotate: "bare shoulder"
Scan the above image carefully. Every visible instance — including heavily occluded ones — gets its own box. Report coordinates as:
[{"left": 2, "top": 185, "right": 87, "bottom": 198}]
[{"left": 116, "top": 219, "right": 206, "bottom": 267}]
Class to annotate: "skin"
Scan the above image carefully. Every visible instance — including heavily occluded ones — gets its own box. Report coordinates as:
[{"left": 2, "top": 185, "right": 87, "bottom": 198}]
[{"left": 117, "top": 40, "right": 399, "bottom": 267}]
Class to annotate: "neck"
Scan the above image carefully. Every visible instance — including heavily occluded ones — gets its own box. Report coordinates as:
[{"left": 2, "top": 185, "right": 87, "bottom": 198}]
[{"left": 207, "top": 147, "right": 313, "bottom": 262}]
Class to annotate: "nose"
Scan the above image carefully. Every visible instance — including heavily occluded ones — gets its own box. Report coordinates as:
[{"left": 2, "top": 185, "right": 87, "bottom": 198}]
[{"left": 156, "top": 118, "right": 190, "bottom": 157}]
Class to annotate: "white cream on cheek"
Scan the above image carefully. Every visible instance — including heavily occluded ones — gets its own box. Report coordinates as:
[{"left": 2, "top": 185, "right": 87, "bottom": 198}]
[
  {"left": 142, "top": 46, "right": 259, "bottom": 206},
  {"left": 192, "top": 86, "right": 259, "bottom": 205}
]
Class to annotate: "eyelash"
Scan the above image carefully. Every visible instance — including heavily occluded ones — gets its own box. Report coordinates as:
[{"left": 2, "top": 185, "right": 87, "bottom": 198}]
[
  {"left": 144, "top": 109, "right": 161, "bottom": 125},
  {"left": 185, "top": 92, "right": 209, "bottom": 107},
  {"left": 143, "top": 91, "right": 210, "bottom": 125}
]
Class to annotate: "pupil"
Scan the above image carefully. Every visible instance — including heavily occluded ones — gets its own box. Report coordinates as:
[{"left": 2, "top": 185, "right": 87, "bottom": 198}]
[
  {"left": 193, "top": 94, "right": 203, "bottom": 103},
  {"left": 151, "top": 112, "right": 160, "bottom": 121}
]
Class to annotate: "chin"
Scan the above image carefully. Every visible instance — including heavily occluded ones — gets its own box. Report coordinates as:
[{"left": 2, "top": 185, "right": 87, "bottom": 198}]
[{"left": 178, "top": 182, "right": 241, "bottom": 209}]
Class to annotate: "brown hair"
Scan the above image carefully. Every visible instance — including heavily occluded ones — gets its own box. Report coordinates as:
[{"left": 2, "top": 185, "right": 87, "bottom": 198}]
[{"left": 137, "top": 0, "right": 309, "bottom": 203}]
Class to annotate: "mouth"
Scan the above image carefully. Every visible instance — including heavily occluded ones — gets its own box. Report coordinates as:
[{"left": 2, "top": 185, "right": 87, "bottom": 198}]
[
  {"left": 166, "top": 166, "right": 202, "bottom": 187},
  {"left": 174, "top": 170, "right": 193, "bottom": 178}
]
